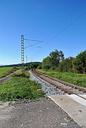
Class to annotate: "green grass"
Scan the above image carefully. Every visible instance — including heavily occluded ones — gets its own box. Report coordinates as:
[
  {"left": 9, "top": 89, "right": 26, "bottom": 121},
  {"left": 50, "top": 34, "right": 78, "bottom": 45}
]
[
  {"left": 39, "top": 70, "right": 86, "bottom": 87},
  {"left": 13, "top": 69, "right": 30, "bottom": 78},
  {"left": 0, "top": 76, "right": 44, "bottom": 101},
  {"left": 0, "top": 67, "right": 17, "bottom": 78}
]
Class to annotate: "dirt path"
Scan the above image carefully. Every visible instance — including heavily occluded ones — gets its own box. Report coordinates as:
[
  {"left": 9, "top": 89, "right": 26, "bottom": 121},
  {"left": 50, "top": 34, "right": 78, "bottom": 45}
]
[
  {"left": 0, "top": 70, "right": 20, "bottom": 84},
  {"left": 0, "top": 98, "right": 80, "bottom": 128}
]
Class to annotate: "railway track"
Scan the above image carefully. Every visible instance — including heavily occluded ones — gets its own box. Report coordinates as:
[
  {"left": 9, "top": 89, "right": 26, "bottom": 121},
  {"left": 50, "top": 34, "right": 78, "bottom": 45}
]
[
  {"left": 32, "top": 70, "right": 86, "bottom": 99},
  {"left": 31, "top": 70, "right": 86, "bottom": 127}
]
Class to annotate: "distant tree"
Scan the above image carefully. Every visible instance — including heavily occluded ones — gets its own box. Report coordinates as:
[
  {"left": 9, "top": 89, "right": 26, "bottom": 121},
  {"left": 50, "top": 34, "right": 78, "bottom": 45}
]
[
  {"left": 42, "top": 49, "right": 86, "bottom": 73},
  {"left": 27, "top": 62, "right": 41, "bottom": 70},
  {"left": 42, "top": 50, "right": 64, "bottom": 69},
  {"left": 37, "top": 64, "right": 42, "bottom": 69},
  {"left": 42, "top": 56, "right": 51, "bottom": 69},
  {"left": 59, "top": 50, "right": 64, "bottom": 61},
  {"left": 58, "top": 57, "right": 75, "bottom": 72},
  {"left": 74, "top": 50, "right": 86, "bottom": 73},
  {"left": 49, "top": 50, "right": 64, "bottom": 68}
]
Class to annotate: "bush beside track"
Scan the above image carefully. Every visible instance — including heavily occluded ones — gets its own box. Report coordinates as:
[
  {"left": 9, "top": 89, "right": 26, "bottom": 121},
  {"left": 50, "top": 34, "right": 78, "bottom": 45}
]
[{"left": 0, "top": 71, "right": 44, "bottom": 101}]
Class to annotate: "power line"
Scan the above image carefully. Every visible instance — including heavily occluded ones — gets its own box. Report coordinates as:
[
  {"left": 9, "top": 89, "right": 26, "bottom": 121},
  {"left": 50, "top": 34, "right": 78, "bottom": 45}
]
[
  {"left": 20, "top": 35, "right": 44, "bottom": 64},
  {"left": 24, "top": 40, "right": 44, "bottom": 49},
  {"left": 24, "top": 38, "right": 43, "bottom": 42},
  {"left": 20, "top": 12, "right": 86, "bottom": 64},
  {"left": 51, "top": 11, "right": 86, "bottom": 40}
]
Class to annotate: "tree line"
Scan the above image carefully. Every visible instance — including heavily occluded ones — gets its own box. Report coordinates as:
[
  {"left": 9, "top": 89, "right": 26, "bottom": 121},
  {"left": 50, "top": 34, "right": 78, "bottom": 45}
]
[{"left": 42, "top": 50, "right": 86, "bottom": 74}]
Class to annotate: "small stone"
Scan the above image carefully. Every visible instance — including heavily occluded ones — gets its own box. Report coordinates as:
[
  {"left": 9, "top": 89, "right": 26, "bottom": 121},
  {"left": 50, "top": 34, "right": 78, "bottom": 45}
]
[
  {"left": 60, "top": 122, "right": 67, "bottom": 127},
  {"left": 78, "top": 110, "right": 82, "bottom": 112},
  {"left": 20, "top": 123, "right": 23, "bottom": 127}
]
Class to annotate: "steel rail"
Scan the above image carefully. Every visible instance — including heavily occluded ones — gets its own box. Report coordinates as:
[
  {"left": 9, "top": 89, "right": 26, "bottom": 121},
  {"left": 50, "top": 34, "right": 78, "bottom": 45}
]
[{"left": 32, "top": 70, "right": 86, "bottom": 98}]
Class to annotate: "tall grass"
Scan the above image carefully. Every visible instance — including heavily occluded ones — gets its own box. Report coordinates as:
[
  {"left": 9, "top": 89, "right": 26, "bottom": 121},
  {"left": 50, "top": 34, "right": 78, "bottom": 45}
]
[
  {"left": 39, "top": 70, "right": 86, "bottom": 87},
  {"left": 0, "top": 76, "right": 44, "bottom": 101},
  {"left": 0, "top": 67, "right": 16, "bottom": 78}
]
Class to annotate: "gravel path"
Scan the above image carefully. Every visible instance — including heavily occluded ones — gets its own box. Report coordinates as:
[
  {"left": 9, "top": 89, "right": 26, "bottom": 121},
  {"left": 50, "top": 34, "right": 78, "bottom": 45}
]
[{"left": 0, "top": 98, "right": 81, "bottom": 128}]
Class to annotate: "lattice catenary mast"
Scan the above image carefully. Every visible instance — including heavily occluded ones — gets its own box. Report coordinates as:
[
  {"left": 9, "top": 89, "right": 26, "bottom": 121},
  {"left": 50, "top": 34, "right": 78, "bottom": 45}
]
[
  {"left": 20, "top": 35, "right": 43, "bottom": 65},
  {"left": 21, "top": 35, "right": 24, "bottom": 64}
]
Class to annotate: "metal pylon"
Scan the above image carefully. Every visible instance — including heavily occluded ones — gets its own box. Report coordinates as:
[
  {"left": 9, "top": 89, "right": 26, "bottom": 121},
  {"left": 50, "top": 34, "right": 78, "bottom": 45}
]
[{"left": 21, "top": 35, "right": 24, "bottom": 64}]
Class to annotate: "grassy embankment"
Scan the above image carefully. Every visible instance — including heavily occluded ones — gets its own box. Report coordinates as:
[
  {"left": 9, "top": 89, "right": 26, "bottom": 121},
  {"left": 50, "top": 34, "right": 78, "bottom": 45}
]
[
  {"left": 0, "top": 70, "right": 44, "bottom": 101},
  {"left": 38, "top": 70, "right": 86, "bottom": 87},
  {"left": 0, "top": 67, "right": 17, "bottom": 78}
]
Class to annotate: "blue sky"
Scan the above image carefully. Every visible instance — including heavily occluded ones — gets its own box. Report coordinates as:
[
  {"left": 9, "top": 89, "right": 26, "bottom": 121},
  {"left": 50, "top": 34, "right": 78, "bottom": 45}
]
[{"left": 0, "top": 0, "right": 86, "bottom": 65}]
